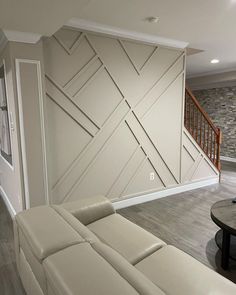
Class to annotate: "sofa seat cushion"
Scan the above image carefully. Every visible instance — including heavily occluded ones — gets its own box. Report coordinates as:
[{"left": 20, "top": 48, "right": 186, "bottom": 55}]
[
  {"left": 44, "top": 243, "right": 155, "bottom": 295},
  {"left": 136, "top": 245, "right": 236, "bottom": 295},
  {"left": 15, "top": 206, "right": 84, "bottom": 261},
  {"left": 87, "top": 214, "right": 166, "bottom": 264}
]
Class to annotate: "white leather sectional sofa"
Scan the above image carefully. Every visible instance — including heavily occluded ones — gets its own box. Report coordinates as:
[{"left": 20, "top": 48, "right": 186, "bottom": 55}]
[{"left": 14, "top": 196, "right": 236, "bottom": 295}]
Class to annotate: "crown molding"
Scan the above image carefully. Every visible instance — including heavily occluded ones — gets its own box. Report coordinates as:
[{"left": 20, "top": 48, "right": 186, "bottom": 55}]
[
  {"left": 3, "top": 30, "right": 41, "bottom": 44},
  {"left": 187, "top": 67, "right": 236, "bottom": 79},
  {"left": 0, "top": 30, "right": 8, "bottom": 54},
  {"left": 188, "top": 80, "right": 236, "bottom": 91},
  {"left": 187, "top": 69, "right": 236, "bottom": 90},
  {"left": 66, "top": 18, "right": 188, "bottom": 49}
]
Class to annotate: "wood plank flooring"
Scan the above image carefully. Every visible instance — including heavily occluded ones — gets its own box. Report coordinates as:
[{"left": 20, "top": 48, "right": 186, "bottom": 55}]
[
  {"left": 0, "top": 197, "right": 26, "bottom": 295},
  {"left": 0, "top": 161, "right": 235, "bottom": 294},
  {"left": 119, "top": 161, "right": 236, "bottom": 283}
]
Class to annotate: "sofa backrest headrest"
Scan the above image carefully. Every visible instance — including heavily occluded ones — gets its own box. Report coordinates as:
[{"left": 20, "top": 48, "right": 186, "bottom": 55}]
[
  {"left": 52, "top": 205, "right": 99, "bottom": 243},
  {"left": 61, "top": 195, "right": 115, "bottom": 225}
]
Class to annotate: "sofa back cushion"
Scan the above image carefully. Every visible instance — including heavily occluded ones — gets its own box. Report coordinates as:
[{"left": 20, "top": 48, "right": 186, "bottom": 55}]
[
  {"left": 88, "top": 213, "right": 166, "bottom": 264},
  {"left": 52, "top": 205, "right": 99, "bottom": 243},
  {"left": 61, "top": 195, "right": 115, "bottom": 225}
]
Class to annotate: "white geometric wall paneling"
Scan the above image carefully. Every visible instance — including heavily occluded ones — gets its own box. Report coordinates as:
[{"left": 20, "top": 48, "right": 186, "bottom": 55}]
[
  {"left": 181, "top": 128, "right": 218, "bottom": 183},
  {"left": 43, "top": 28, "right": 217, "bottom": 205}
]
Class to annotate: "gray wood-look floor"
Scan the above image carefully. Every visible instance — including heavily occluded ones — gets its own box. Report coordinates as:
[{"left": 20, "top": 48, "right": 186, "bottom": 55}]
[
  {"left": 0, "top": 197, "right": 26, "bottom": 295},
  {"left": 0, "top": 161, "right": 236, "bottom": 295},
  {"left": 119, "top": 161, "right": 236, "bottom": 283}
]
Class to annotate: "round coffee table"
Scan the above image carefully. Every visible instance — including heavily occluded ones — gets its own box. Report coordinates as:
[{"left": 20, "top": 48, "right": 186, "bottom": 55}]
[{"left": 211, "top": 199, "right": 236, "bottom": 270}]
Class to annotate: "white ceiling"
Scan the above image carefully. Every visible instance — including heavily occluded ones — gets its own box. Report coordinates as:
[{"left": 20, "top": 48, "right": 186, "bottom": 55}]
[{"left": 1, "top": 0, "right": 236, "bottom": 77}]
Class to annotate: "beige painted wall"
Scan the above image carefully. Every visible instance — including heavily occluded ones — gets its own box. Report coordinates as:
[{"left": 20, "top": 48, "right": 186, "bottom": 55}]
[{"left": 43, "top": 28, "right": 218, "bottom": 205}]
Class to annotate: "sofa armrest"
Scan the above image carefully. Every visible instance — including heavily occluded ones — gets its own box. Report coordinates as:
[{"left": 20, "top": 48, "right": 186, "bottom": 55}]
[
  {"left": 61, "top": 195, "right": 115, "bottom": 225},
  {"left": 15, "top": 206, "right": 83, "bottom": 261}
]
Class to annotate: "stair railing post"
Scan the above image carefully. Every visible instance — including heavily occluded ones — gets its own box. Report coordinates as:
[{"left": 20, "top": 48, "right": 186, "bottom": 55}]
[{"left": 216, "top": 128, "right": 222, "bottom": 171}]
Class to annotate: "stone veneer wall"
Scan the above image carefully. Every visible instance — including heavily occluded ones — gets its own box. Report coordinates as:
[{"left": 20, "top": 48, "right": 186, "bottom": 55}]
[{"left": 194, "top": 86, "right": 236, "bottom": 159}]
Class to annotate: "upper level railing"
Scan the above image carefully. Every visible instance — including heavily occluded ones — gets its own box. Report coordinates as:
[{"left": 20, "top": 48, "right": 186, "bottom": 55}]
[{"left": 184, "top": 87, "right": 222, "bottom": 171}]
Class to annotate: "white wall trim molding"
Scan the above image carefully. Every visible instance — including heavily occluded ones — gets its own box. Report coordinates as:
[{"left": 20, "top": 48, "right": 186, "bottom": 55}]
[
  {"left": 0, "top": 186, "right": 16, "bottom": 217},
  {"left": 221, "top": 156, "right": 236, "bottom": 163},
  {"left": 66, "top": 18, "right": 188, "bottom": 49},
  {"left": 36, "top": 61, "right": 50, "bottom": 205},
  {"left": 15, "top": 59, "right": 49, "bottom": 209},
  {"left": 113, "top": 177, "right": 219, "bottom": 210},
  {"left": 3, "top": 30, "right": 41, "bottom": 44},
  {"left": 15, "top": 59, "right": 30, "bottom": 209}
]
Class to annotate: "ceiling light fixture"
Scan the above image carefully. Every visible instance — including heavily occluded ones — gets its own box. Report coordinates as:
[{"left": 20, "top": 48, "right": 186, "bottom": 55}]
[
  {"left": 146, "top": 16, "right": 159, "bottom": 23},
  {"left": 211, "top": 59, "right": 219, "bottom": 64}
]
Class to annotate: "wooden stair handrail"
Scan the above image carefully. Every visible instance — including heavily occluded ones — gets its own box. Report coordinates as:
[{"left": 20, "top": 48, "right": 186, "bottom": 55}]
[
  {"left": 184, "top": 86, "right": 222, "bottom": 171},
  {"left": 185, "top": 86, "right": 220, "bottom": 136}
]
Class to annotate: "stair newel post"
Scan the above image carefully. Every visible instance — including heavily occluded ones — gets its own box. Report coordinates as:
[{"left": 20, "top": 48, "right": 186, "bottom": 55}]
[
  {"left": 207, "top": 124, "right": 210, "bottom": 157},
  {"left": 189, "top": 99, "right": 191, "bottom": 130},
  {"left": 199, "top": 113, "right": 202, "bottom": 148},
  {"left": 184, "top": 91, "right": 187, "bottom": 126},
  {"left": 214, "top": 132, "right": 217, "bottom": 165},
  {"left": 216, "top": 128, "right": 222, "bottom": 171},
  {"left": 189, "top": 98, "right": 192, "bottom": 131},
  {"left": 196, "top": 109, "right": 199, "bottom": 142},
  {"left": 203, "top": 118, "right": 206, "bottom": 153},
  {"left": 211, "top": 129, "right": 213, "bottom": 161},
  {"left": 190, "top": 101, "right": 192, "bottom": 134},
  {"left": 193, "top": 105, "right": 196, "bottom": 139}
]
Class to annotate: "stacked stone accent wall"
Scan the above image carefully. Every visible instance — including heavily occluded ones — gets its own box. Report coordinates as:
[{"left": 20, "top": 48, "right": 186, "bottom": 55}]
[{"left": 194, "top": 87, "right": 236, "bottom": 159}]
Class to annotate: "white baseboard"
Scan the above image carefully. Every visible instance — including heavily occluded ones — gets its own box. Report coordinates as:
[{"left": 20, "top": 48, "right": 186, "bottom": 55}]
[
  {"left": 0, "top": 177, "right": 220, "bottom": 216},
  {"left": 220, "top": 156, "right": 236, "bottom": 163},
  {"left": 113, "top": 177, "right": 219, "bottom": 210},
  {"left": 0, "top": 186, "right": 16, "bottom": 218}
]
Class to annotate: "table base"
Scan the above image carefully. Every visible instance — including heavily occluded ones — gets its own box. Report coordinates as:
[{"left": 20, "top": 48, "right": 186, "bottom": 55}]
[{"left": 215, "top": 229, "right": 236, "bottom": 262}]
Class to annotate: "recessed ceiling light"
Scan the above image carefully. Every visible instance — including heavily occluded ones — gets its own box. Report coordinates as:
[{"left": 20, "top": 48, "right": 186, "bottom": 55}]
[
  {"left": 146, "top": 16, "right": 159, "bottom": 23},
  {"left": 211, "top": 59, "right": 219, "bottom": 64}
]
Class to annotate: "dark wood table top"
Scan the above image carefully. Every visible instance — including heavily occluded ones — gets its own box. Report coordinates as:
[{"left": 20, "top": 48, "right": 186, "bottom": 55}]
[{"left": 211, "top": 199, "right": 236, "bottom": 236}]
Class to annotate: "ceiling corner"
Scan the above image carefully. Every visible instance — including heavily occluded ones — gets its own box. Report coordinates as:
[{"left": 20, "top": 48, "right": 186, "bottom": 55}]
[{"left": 3, "top": 30, "right": 42, "bottom": 44}]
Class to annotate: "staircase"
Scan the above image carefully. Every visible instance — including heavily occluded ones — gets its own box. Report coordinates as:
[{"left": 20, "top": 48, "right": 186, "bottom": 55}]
[{"left": 184, "top": 87, "right": 222, "bottom": 171}]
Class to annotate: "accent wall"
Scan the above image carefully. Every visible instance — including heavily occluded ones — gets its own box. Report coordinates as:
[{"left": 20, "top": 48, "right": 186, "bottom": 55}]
[{"left": 42, "top": 27, "right": 219, "bottom": 205}]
